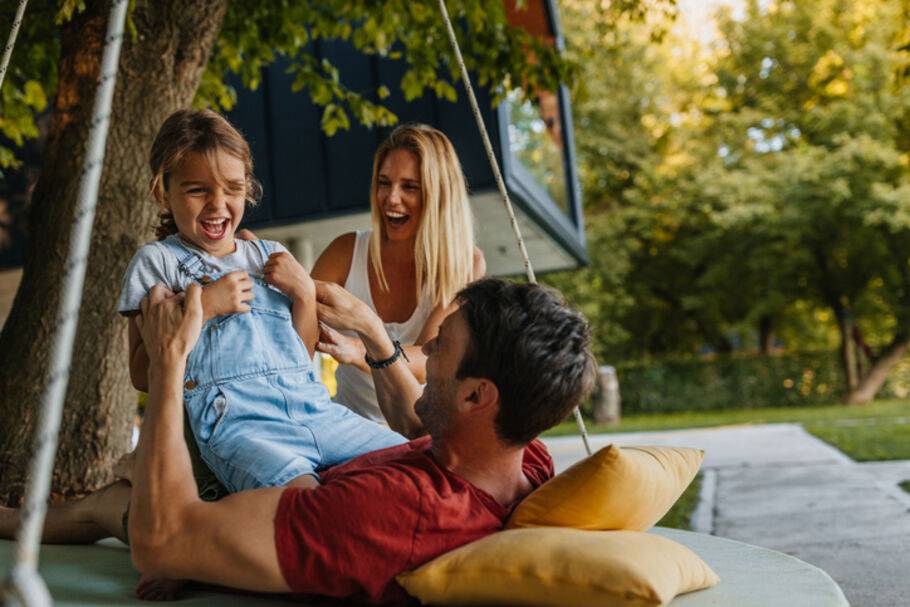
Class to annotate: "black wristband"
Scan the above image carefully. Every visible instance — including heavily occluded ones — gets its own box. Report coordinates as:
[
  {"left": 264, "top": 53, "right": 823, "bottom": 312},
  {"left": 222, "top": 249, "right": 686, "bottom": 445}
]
[{"left": 364, "top": 340, "right": 410, "bottom": 369}]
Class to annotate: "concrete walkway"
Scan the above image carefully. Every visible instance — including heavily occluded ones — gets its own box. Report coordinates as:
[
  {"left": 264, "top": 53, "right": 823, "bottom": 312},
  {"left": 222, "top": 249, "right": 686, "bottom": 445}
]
[{"left": 542, "top": 424, "right": 910, "bottom": 607}]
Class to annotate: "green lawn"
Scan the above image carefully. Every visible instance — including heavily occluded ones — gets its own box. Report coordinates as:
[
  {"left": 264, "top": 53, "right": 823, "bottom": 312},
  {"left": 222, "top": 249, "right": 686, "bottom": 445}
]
[
  {"left": 656, "top": 474, "right": 702, "bottom": 531},
  {"left": 546, "top": 399, "right": 910, "bottom": 461},
  {"left": 545, "top": 399, "right": 910, "bottom": 529}
]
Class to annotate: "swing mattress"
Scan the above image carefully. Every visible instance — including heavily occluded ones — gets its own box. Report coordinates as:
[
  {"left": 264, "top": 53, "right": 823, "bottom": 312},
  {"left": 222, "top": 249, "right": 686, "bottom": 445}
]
[{"left": 0, "top": 527, "right": 847, "bottom": 606}]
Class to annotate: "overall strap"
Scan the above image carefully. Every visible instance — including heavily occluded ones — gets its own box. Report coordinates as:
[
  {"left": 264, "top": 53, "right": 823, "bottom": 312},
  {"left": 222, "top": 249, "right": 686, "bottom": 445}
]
[
  {"left": 159, "top": 236, "right": 211, "bottom": 281},
  {"left": 253, "top": 238, "right": 273, "bottom": 263}
]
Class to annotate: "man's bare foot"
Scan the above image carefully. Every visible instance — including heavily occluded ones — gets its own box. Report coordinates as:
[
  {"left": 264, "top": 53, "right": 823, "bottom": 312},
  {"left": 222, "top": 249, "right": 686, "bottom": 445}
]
[
  {"left": 113, "top": 451, "right": 135, "bottom": 483},
  {"left": 135, "top": 574, "right": 185, "bottom": 601}
]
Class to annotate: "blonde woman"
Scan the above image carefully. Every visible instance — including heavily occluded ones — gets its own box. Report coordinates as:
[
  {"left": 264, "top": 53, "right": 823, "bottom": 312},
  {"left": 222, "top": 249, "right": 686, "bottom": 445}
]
[{"left": 313, "top": 124, "right": 485, "bottom": 424}]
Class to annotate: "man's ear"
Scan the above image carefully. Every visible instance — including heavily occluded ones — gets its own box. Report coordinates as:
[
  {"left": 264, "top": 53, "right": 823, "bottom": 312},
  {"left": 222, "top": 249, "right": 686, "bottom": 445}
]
[{"left": 463, "top": 377, "right": 499, "bottom": 412}]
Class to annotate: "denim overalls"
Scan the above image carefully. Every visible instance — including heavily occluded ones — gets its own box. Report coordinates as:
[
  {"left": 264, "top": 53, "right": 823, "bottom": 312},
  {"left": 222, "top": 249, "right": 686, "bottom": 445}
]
[{"left": 160, "top": 237, "right": 407, "bottom": 492}]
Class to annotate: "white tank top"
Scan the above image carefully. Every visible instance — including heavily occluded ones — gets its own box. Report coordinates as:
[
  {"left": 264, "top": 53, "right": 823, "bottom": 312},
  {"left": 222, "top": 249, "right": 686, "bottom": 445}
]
[{"left": 334, "top": 230, "right": 432, "bottom": 422}]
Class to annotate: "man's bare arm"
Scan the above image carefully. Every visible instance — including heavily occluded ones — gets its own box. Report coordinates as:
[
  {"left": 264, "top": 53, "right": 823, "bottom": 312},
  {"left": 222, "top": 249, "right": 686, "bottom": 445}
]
[
  {"left": 361, "top": 314, "right": 426, "bottom": 439},
  {"left": 128, "top": 284, "right": 290, "bottom": 592},
  {"left": 315, "top": 281, "right": 425, "bottom": 438}
]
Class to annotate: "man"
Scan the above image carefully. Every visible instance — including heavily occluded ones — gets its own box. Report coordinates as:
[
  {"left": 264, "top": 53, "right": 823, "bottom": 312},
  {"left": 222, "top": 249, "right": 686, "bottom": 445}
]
[{"left": 4, "top": 278, "right": 595, "bottom": 604}]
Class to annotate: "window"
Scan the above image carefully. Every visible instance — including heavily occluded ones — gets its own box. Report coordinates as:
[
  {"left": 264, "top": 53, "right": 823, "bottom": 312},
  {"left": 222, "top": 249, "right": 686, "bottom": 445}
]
[{"left": 506, "top": 89, "right": 569, "bottom": 213}]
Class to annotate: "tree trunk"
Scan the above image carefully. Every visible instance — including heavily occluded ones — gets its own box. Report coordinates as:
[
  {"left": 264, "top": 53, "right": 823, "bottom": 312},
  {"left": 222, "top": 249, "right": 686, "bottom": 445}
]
[
  {"left": 845, "top": 339, "right": 910, "bottom": 405},
  {"left": 0, "top": 0, "right": 228, "bottom": 505},
  {"left": 835, "top": 307, "right": 859, "bottom": 394},
  {"left": 758, "top": 314, "right": 773, "bottom": 355}
]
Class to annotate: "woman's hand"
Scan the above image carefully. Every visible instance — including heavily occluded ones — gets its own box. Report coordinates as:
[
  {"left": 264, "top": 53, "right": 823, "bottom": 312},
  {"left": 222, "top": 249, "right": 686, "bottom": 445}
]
[
  {"left": 317, "top": 322, "right": 368, "bottom": 370},
  {"left": 201, "top": 271, "right": 253, "bottom": 321},
  {"left": 264, "top": 252, "right": 314, "bottom": 301}
]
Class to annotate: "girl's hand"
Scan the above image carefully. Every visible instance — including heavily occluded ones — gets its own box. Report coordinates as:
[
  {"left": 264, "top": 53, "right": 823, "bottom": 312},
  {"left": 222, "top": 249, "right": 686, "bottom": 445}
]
[
  {"left": 201, "top": 271, "right": 253, "bottom": 321},
  {"left": 317, "top": 322, "right": 367, "bottom": 368},
  {"left": 264, "top": 252, "right": 314, "bottom": 301}
]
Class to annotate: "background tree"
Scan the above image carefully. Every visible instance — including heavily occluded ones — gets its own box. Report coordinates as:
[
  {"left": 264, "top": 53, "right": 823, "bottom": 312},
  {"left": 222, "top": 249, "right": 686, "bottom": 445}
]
[
  {"left": 706, "top": 0, "right": 910, "bottom": 403},
  {"left": 553, "top": 0, "right": 910, "bottom": 407}
]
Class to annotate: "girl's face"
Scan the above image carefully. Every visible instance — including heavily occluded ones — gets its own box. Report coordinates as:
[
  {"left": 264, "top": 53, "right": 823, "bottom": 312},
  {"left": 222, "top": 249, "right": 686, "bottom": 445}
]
[
  {"left": 165, "top": 150, "right": 247, "bottom": 257},
  {"left": 376, "top": 148, "right": 423, "bottom": 243}
]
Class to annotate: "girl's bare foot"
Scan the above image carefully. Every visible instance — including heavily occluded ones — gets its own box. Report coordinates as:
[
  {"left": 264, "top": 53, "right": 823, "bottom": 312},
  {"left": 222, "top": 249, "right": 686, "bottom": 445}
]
[{"left": 135, "top": 574, "right": 185, "bottom": 601}]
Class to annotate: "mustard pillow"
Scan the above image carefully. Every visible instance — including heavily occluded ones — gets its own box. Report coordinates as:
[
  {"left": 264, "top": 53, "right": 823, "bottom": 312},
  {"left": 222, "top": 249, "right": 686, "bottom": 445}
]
[
  {"left": 508, "top": 444, "right": 703, "bottom": 531},
  {"left": 397, "top": 528, "right": 719, "bottom": 607}
]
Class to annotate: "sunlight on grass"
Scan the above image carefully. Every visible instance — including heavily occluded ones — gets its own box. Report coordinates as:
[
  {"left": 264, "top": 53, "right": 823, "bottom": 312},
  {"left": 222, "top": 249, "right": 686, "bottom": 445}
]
[
  {"left": 546, "top": 399, "right": 910, "bottom": 462},
  {"left": 546, "top": 399, "right": 910, "bottom": 435}
]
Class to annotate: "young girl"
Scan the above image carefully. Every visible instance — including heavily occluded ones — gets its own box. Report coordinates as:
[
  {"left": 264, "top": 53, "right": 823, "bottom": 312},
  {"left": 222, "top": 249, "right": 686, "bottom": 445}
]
[{"left": 118, "top": 109, "right": 407, "bottom": 493}]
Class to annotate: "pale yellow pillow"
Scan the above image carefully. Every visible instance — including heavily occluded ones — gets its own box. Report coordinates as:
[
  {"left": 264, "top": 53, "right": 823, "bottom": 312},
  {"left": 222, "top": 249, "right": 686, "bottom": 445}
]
[
  {"left": 397, "top": 528, "right": 719, "bottom": 607},
  {"left": 508, "top": 444, "right": 703, "bottom": 531}
]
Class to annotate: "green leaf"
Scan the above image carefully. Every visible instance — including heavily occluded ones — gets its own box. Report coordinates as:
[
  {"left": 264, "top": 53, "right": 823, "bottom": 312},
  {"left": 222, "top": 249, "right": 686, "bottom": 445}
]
[{"left": 22, "top": 81, "right": 47, "bottom": 111}]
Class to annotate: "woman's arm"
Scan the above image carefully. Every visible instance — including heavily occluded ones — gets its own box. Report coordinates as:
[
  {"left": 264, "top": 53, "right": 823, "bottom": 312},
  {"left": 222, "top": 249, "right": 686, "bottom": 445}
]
[
  {"left": 310, "top": 232, "right": 356, "bottom": 286},
  {"left": 405, "top": 246, "right": 486, "bottom": 380}
]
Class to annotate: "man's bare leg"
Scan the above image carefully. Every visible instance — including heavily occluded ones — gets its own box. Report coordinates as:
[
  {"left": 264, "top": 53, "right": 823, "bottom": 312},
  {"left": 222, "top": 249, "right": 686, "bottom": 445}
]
[{"left": 0, "top": 480, "right": 130, "bottom": 544}]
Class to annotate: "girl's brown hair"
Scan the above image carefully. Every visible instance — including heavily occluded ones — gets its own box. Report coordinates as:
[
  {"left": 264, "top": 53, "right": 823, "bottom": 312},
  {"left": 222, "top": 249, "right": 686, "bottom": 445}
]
[{"left": 149, "top": 109, "right": 262, "bottom": 240}]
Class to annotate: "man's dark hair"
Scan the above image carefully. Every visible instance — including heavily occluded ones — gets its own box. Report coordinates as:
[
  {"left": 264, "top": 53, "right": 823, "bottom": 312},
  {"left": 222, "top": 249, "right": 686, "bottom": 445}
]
[{"left": 455, "top": 278, "right": 596, "bottom": 445}]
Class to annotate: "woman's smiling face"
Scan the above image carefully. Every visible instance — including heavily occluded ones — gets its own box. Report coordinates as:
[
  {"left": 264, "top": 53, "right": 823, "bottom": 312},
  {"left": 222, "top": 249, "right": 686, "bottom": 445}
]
[
  {"left": 165, "top": 149, "right": 247, "bottom": 257},
  {"left": 376, "top": 148, "right": 423, "bottom": 242}
]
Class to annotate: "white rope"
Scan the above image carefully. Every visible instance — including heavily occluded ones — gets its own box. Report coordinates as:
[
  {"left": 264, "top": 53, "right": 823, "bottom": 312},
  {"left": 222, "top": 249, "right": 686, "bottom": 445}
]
[
  {"left": 0, "top": 0, "right": 29, "bottom": 92},
  {"left": 2, "top": 1, "right": 130, "bottom": 605},
  {"left": 436, "top": 0, "right": 592, "bottom": 456}
]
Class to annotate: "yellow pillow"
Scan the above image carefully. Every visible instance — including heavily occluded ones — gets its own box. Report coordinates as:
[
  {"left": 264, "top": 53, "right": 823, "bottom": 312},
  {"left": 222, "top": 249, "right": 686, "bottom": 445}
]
[
  {"left": 397, "top": 528, "right": 719, "bottom": 607},
  {"left": 508, "top": 444, "right": 703, "bottom": 531}
]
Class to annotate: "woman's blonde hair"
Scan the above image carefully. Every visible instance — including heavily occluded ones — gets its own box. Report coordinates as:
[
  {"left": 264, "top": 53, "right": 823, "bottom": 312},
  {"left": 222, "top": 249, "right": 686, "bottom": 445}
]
[
  {"left": 149, "top": 109, "right": 262, "bottom": 240},
  {"left": 369, "top": 124, "right": 476, "bottom": 308}
]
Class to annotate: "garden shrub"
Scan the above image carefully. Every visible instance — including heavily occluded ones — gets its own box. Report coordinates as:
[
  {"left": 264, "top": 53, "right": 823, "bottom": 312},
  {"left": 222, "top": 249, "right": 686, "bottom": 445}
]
[{"left": 611, "top": 351, "right": 910, "bottom": 414}]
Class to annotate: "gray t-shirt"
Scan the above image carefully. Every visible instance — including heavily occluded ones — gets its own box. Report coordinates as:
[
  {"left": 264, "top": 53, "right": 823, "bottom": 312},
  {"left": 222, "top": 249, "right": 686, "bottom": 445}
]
[{"left": 117, "top": 234, "right": 288, "bottom": 315}]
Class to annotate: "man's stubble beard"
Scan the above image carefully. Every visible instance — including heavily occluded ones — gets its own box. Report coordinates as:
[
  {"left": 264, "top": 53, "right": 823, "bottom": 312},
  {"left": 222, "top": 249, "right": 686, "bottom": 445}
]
[{"left": 414, "top": 378, "right": 456, "bottom": 438}]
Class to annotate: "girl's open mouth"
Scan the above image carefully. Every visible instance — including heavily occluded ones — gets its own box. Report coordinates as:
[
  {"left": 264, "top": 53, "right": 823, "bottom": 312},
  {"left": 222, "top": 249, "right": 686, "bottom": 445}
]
[{"left": 200, "top": 218, "right": 229, "bottom": 239}]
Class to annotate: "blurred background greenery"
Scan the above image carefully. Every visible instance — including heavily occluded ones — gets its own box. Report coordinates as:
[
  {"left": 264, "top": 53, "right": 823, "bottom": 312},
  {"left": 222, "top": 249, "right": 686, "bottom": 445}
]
[{"left": 546, "top": 0, "right": 910, "bottom": 413}]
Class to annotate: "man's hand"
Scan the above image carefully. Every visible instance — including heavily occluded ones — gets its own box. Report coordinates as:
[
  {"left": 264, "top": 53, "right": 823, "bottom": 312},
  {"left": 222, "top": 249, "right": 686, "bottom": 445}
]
[
  {"left": 264, "top": 252, "right": 314, "bottom": 301},
  {"left": 314, "top": 280, "right": 374, "bottom": 335},
  {"left": 135, "top": 283, "right": 204, "bottom": 366},
  {"left": 317, "top": 322, "right": 368, "bottom": 369},
  {"left": 201, "top": 271, "right": 253, "bottom": 321}
]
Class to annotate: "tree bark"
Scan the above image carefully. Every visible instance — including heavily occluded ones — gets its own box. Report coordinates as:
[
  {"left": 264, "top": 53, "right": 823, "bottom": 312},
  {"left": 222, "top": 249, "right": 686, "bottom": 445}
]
[
  {"left": 845, "top": 339, "right": 910, "bottom": 405},
  {"left": 758, "top": 314, "right": 773, "bottom": 355},
  {"left": 834, "top": 306, "right": 859, "bottom": 394},
  {"left": 0, "top": 0, "right": 228, "bottom": 505}
]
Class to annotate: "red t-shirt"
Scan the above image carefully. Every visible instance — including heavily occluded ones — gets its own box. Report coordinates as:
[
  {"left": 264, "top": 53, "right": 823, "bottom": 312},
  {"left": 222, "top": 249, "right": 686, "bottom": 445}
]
[{"left": 274, "top": 436, "right": 553, "bottom": 604}]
